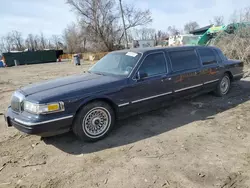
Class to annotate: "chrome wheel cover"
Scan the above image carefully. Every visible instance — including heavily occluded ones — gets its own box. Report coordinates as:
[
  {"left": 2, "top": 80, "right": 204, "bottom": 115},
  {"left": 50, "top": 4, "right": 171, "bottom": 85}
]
[
  {"left": 82, "top": 107, "right": 111, "bottom": 138},
  {"left": 220, "top": 76, "right": 230, "bottom": 94}
]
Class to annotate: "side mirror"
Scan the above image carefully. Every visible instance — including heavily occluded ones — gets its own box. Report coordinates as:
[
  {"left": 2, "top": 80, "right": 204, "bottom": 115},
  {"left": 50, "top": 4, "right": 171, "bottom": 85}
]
[{"left": 136, "top": 71, "right": 148, "bottom": 80}]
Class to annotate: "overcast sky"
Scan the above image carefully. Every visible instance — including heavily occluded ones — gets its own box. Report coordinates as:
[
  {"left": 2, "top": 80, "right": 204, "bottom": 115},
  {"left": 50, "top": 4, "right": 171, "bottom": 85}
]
[{"left": 0, "top": 0, "right": 249, "bottom": 37}]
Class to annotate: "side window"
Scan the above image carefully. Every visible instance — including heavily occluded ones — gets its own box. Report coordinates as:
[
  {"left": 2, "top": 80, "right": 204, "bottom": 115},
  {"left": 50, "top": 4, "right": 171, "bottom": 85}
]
[
  {"left": 216, "top": 49, "right": 227, "bottom": 61},
  {"left": 198, "top": 48, "right": 217, "bottom": 65},
  {"left": 213, "top": 49, "right": 222, "bottom": 62},
  {"left": 139, "top": 53, "right": 167, "bottom": 77},
  {"left": 169, "top": 50, "right": 200, "bottom": 72}
]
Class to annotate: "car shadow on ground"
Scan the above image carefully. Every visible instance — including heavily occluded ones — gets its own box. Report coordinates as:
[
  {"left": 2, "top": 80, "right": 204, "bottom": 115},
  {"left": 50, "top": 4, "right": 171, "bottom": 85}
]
[{"left": 43, "top": 80, "right": 250, "bottom": 155}]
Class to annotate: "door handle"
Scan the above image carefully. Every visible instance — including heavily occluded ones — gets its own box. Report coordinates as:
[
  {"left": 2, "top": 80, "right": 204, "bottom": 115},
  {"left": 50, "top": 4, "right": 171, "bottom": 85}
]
[
  {"left": 161, "top": 76, "right": 172, "bottom": 81},
  {"left": 194, "top": 71, "right": 200, "bottom": 75}
]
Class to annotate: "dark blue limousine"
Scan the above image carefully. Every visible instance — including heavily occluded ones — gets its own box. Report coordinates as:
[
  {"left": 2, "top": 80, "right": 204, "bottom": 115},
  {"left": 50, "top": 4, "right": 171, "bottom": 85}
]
[{"left": 5, "top": 46, "right": 244, "bottom": 141}]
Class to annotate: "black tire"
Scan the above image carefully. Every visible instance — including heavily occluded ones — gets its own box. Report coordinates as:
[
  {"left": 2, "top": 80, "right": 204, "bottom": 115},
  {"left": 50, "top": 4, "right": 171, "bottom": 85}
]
[
  {"left": 72, "top": 101, "right": 115, "bottom": 142},
  {"left": 214, "top": 73, "right": 231, "bottom": 97}
]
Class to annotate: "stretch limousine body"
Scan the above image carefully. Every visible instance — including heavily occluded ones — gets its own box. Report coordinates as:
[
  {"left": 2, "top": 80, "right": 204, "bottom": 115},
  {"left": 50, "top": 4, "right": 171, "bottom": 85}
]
[{"left": 5, "top": 46, "right": 244, "bottom": 141}]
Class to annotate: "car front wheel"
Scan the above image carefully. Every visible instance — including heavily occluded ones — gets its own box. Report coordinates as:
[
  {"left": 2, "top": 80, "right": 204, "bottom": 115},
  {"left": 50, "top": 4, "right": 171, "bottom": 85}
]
[
  {"left": 214, "top": 73, "right": 231, "bottom": 97},
  {"left": 73, "top": 101, "right": 115, "bottom": 142}
]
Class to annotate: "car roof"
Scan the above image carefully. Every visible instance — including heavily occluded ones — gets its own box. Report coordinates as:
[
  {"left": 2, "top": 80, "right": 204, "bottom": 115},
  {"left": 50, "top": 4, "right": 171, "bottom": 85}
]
[{"left": 111, "top": 46, "right": 220, "bottom": 54}]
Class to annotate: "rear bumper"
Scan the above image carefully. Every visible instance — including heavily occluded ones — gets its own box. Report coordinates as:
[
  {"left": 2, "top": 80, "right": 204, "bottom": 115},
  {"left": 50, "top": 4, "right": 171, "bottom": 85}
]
[{"left": 5, "top": 107, "right": 73, "bottom": 137}]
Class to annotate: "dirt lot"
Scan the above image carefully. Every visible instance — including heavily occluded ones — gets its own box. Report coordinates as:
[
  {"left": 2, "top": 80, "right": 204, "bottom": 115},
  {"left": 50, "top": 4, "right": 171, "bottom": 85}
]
[{"left": 1, "top": 61, "right": 250, "bottom": 188}]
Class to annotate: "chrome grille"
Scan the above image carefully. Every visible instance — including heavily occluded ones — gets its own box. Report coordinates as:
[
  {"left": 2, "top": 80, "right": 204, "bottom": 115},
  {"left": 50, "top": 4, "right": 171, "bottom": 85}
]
[{"left": 10, "top": 92, "right": 24, "bottom": 113}]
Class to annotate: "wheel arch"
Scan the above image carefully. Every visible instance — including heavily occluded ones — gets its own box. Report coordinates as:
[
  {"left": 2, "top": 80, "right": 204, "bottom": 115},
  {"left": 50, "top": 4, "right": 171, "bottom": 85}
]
[
  {"left": 72, "top": 97, "right": 117, "bottom": 141},
  {"left": 224, "top": 71, "right": 233, "bottom": 81},
  {"left": 74, "top": 97, "right": 118, "bottom": 121}
]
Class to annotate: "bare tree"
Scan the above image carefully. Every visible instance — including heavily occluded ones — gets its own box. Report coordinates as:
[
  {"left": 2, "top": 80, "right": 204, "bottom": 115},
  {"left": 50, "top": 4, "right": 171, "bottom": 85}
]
[
  {"left": 40, "top": 33, "right": 47, "bottom": 49},
  {"left": 122, "top": 4, "right": 152, "bottom": 37},
  {"left": 63, "top": 23, "right": 82, "bottom": 53},
  {"left": 0, "top": 38, "right": 5, "bottom": 53},
  {"left": 25, "top": 34, "right": 36, "bottom": 50},
  {"left": 0, "top": 37, "right": 6, "bottom": 53},
  {"left": 214, "top": 28, "right": 250, "bottom": 65},
  {"left": 155, "top": 30, "right": 169, "bottom": 45},
  {"left": 47, "top": 40, "right": 54, "bottom": 49},
  {"left": 156, "top": 30, "right": 169, "bottom": 40},
  {"left": 66, "top": 0, "right": 152, "bottom": 51},
  {"left": 0, "top": 32, "right": 22, "bottom": 52},
  {"left": 0, "top": 31, "right": 64, "bottom": 53},
  {"left": 7, "top": 33, "right": 15, "bottom": 51},
  {"left": 211, "top": 16, "right": 224, "bottom": 26},
  {"left": 78, "top": 24, "right": 88, "bottom": 52},
  {"left": 168, "top": 26, "right": 180, "bottom": 36},
  {"left": 0, "top": 35, "right": 12, "bottom": 52},
  {"left": 242, "top": 7, "right": 250, "bottom": 21},
  {"left": 214, "top": 7, "right": 250, "bottom": 66},
  {"left": 24, "top": 34, "right": 49, "bottom": 50},
  {"left": 230, "top": 6, "right": 250, "bottom": 23},
  {"left": 51, "top": 35, "right": 62, "bottom": 50},
  {"left": 34, "top": 35, "right": 41, "bottom": 50},
  {"left": 133, "top": 28, "right": 155, "bottom": 40},
  {"left": 184, "top": 21, "right": 199, "bottom": 33},
  {"left": 11, "top": 31, "right": 24, "bottom": 51}
]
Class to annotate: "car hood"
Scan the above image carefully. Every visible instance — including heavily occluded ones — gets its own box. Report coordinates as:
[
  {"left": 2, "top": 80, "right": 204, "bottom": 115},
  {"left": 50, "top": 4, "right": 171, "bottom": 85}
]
[{"left": 21, "top": 73, "right": 124, "bottom": 97}]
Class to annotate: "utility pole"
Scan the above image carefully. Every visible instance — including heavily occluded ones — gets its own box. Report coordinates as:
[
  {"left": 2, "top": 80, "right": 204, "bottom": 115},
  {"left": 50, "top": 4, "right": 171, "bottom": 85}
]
[{"left": 119, "top": 0, "right": 129, "bottom": 49}]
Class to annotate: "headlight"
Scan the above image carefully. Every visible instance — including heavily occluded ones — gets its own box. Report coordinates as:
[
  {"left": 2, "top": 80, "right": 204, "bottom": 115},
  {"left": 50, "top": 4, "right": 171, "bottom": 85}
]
[{"left": 23, "top": 101, "right": 64, "bottom": 114}]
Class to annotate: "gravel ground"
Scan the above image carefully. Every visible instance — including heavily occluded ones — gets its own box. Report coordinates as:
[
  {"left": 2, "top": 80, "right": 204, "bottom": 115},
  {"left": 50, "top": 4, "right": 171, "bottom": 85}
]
[{"left": 1, "top": 61, "right": 250, "bottom": 188}]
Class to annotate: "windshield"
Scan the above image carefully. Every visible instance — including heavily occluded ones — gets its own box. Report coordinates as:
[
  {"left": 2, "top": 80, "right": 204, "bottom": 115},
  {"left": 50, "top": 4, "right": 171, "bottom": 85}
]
[{"left": 89, "top": 52, "right": 141, "bottom": 76}]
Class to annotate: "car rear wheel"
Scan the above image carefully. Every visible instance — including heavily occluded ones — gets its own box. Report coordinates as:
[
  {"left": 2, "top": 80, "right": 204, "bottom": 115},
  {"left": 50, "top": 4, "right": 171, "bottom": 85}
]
[
  {"left": 214, "top": 73, "right": 231, "bottom": 97},
  {"left": 73, "top": 101, "right": 115, "bottom": 142}
]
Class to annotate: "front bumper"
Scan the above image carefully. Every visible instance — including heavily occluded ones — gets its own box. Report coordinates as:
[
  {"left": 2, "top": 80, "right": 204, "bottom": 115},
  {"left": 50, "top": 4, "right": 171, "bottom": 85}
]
[{"left": 5, "top": 107, "right": 74, "bottom": 137}]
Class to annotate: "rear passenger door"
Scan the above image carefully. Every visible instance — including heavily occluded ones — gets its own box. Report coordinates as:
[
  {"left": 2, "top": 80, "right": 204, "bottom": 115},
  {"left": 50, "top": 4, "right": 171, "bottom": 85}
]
[
  {"left": 168, "top": 49, "right": 203, "bottom": 98},
  {"left": 197, "top": 48, "right": 223, "bottom": 91}
]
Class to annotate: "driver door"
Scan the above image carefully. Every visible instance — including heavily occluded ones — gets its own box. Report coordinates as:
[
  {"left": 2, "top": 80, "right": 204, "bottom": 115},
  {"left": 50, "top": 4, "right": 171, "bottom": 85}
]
[{"left": 119, "top": 52, "right": 173, "bottom": 114}]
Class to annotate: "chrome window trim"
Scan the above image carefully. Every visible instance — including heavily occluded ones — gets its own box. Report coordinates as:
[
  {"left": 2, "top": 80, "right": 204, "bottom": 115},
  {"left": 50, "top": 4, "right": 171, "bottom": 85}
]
[
  {"left": 117, "top": 80, "right": 217, "bottom": 107},
  {"left": 131, "top": 92, "right": 172, "bottom": 104},
  {"left": 233, "top": 73, "right": 244, "bottom": 77},
  {"left": 132, "top": 51, "right": 169, "bottom": 81},
  {"left": 14, "top": 115, "right": 74, "bottom": 126},
  {"left": 174, "top": 84, "right": 203, "bottom": 93},
  {"left": 118, "top": 102, "right": 130, "bottom": 107},
  {"left": 204, "top": 79, "right": 219, "bottom": 85},
  {"left": 127, "top": 52, "right": 144, "bottom": 78}
]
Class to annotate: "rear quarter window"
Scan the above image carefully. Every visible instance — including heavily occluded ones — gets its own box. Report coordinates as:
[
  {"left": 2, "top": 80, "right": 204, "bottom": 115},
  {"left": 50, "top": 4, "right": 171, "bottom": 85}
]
[
  {"left": 215, "top": 49, "right": 228, "bottom": 61},
  {"left": 169, "top": 50, "right": 200, "bottom": 72},
  {"left": 197, "top": 48, "right": 217, "bottom": 65}
]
